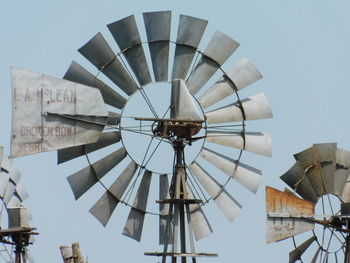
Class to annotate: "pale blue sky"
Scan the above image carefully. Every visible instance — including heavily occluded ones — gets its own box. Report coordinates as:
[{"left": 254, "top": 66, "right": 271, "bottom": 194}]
[{"left": 1, "top": 1, "right": 350, "bottom": 262}]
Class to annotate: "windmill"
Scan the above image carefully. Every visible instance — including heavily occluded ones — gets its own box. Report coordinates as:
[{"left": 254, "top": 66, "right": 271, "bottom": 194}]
[
  {"left": 10, "top": 11, "right": 272, "bottom": 262},
  {"left": 0, "top": 146, "right": 36, "bottom": 263},
  {"left": 60, "top": 242, "right": 86, "bottom": 263},
  {"left": 266, "top": 143, "right": 350, "bottom": 262}
]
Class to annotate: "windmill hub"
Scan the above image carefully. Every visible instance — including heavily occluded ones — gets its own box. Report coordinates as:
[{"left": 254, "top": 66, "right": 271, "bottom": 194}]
[
  {"left": 120, "top": 83, "right": 206, "bottom": 174},
  {"left": 151, "top": 119, "right": 203, "bottom": 142}
]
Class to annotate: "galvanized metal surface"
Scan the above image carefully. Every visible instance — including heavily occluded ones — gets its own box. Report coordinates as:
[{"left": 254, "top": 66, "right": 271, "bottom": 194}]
[
  {"left": 67, "top": 147, "right": 127, "bottom": 200},
  {"left": 342, "top": 174, "right": 350, "bottom": 203},
  {"left": 334, "top": 148, "right": 350, "bottom": 197},
  {"left": 189, "top": 162, "right": 241, "bottom": 222},
  {"left": 13, "top": 183, "right": 29, "bottom": 202},
  {"left": 108, "top": 15, "right": 152, "bottom": 86},
  {"left": 198, "top": 58, "right": 262, "bottom": 109},
  {"left": 170, "top": 79, "right": 202, "bottom": 121},
  {"left": 187, "top": 31, "right": 239, "bottom": 95},
  {"left": 3, "top": 181, "right": 16, "bottom": 205},
  {"left": 159, "top": 174, "right": 173, "bottom": 245},
  {"left": 0, "top": 171, "right": 10, "bottom": 198},
  {"left": 206, "top": 131, "right": 272, "bottom": 157},
  {"left": 280, "top": 161, "right": 318, "bottom": 203},
  {"left": 78, "top": 32, "right": 138, "bottom": 96},
  {"left": 123, "top": 170, "right": 152, "bottom": 241},
  {"left": 0, "top": 146, "right": 3, "bottom": 166},
  {"left": 205, "top": 93, "right": 272, "bottom": 123},
  {"left": 7, "top": 195, "right": 21, "bottom": 208},
  {"left": 336, "top": 148, "right": 350, "bottom": 167},
  {"left": 172, "top": 15, "right": 208, "bottom": 80},
  {"left": 289, "top": 236, "right": 316, "bottom": 263},
  {"left": 200, "top": 147, "right": 261, "bottom": 193},
  {"left": 187, "top": 186, "right": 213, "bottom": 241},
  {"left": 143, "top": 11, "right": 171, "bottom": 82},
  {"left": 57, "top": 131, "right": 121, "bottom": 164},
  {"left": 8, "top": 207, "right": 29, "bottom": 228},
  {"left": 334, "top": 166, "right": 350, "bottom": 197},
  {"left": 292, "top": 144, "right": 338, "bottom": 196},
  {"left": 89, "top": 161, "right": 138, "bottom": 226},
  {"left": 11, "top": 67, "right": 108, "bottom": 158},
  {"left": 266, "top": 187, "right": 315, "bottom": 243},
  {"left": 294, "top": 143, "right": 336, "bottom": 167},
  {"left": 64, "top": 61, "right": 127, "bottom": 109},
  {"left": 315, "top": 143, "right": 337, "bottom": 194}
]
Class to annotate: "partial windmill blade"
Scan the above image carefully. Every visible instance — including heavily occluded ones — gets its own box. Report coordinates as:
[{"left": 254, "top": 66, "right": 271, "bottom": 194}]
[
  {"left": 108, "top": 15, "right": 152, "bottom": 86},
  {"left": 0, "top": 146, "right": 3, "bottom": 166},
  {"left": 341, "top": 174, "right": 350, "bottom": 203},
  {"left": 314, "top": 143, "right": 337, "bottom": 194},
  {"left": 143, "top": 11, "right": 171, "bottom": 82},
  {"left": 280, "top": 161, "right": 318, "bottom": 203},
  {"left": 294, "top": 143, "right": 337, "bottom": 196},
  {"left": 11, "top": 67, "right": 108, "bottom": 158},
  {"left": 266, "top": 187, "right": 315, "bottom": 243},
  {"left": 186, "top": 31, "right": 240, "bottom": 95},
  {"left": 64, "top": 61, "right": 127, "bottom": 109},
  {"left": 189, "top": 162, "right": 241, "bottom": 222},
  {"left": 206, "top": 131, "right": 272, "bottom": 157},
  {"left": 89, "top": 161, "right": 138, "bottom": 226},
  {"left": 7, "top": 194, "right": 22, "bottom": 208},
  {"left": 186, "top": 184, "right": 213, "bottom": 241},
  {"left": 198, "top": 58, "right": 263, "bottom": 109},
  {"left": 78, "top": 32, "right": 138, "bottom": 96},
  {"left": 3, "top": 181, "right": 16, "bottom": 206},
  {"left": 334, "top": 148, "right": 350, "bottom": 197},
  {"left": 14, "top": 183, "right": 29, "bottom": 202},
  {"left": 58, "top": 131, "right": 122, "bottom": 164},
  {"left": 172, "top": 15, "right": 208, "bottom": 80},
  {"left": 3, "top": 167, "right": 22, "bottom": 206},
  {"left": 200, "top": 147, "right": 261, "bottom": 193},
  {"left": 107, "top": 112, "right": 121, "bottom": 126},
  {"left": 170, "top": 79, "right": 202, "bottom": 121},
  {"left": 159, "top": 174, "right": 173, "bottom": 245},
  {"left": 289, "top": 236, "right": 316, "bottom": 263},
  {"left": 205, "top": 93, "right": 272, "bottom": 124},
  {"left": 1, "top": 153, "right": 12, "bottom": 172},
  {"left": 123, "top": 170, "right": 152, "bottom": 241},
  {"left": 67, "top": 147, "right": 127, "bottom": 200},
  {"left": 0, "top": 171, "right": 10, "bottom": 198}
]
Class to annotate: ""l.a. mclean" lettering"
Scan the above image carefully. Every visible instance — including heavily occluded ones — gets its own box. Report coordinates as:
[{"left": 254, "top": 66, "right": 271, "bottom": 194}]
[{"left": 14, "top": 87, "right": 77, "bottom": 103}]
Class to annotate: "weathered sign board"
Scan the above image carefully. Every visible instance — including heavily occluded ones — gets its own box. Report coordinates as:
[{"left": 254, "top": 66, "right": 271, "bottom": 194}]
[{"left": 11, "top": 68, "right": 108, "bottom": 158}]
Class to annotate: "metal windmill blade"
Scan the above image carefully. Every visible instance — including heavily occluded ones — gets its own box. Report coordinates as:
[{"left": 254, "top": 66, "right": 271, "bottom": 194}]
[
  {"left": 267, "top": 143, "right": 350, "bottom": 263},
  {"left": 11, "top": 11, "right": 272, "bottom": 262},
  {"left": 0, "top": 146, "right": 37, "bottom": 263}
]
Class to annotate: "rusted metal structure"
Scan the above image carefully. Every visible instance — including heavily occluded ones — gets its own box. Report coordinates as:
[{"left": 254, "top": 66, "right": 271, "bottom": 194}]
[
  {"left": 11, "top": 11, "right": 272, "bottom": 262},
  {"left": 267, "top": 143, "right": 350, "bottom": 262},
  {"left": 0, "top": 146, "right": 36, "bottom": 263}
]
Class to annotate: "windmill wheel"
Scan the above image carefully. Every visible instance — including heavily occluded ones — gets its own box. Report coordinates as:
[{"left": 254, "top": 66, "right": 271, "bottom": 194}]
[
  {"left": 10, "top": 11, "right": 272, "bottom": 253},
  {"left": 0, "top": 146, "right": 34, "bottom": 263},
  {"left": 267, "top": 143, "right": 350, "bottom": 262}
]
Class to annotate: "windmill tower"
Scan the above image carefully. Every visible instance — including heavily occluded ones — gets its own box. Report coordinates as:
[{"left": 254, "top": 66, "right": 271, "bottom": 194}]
[
  {"left": 267, "top": 143, "right": 350, "bottom": 262},
  {"left": 10, "top": 11, "right": 272, "bottom": 262},
  {"left": 0, "top": 146, "right": 36, "bottom": 263}
]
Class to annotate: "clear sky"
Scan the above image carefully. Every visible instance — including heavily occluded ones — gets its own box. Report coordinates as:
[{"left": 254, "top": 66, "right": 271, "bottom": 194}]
[{"left": 1, "top": 0, "right": 350, "bottom": 262}]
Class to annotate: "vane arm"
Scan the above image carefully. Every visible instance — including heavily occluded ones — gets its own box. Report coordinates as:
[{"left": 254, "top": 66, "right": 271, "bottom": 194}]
[
  {"left": 45, "top": 112, "right": 108, "bottom": 126},
  {"left": 268, "top": 213, "right": 350, "bottom": 233},
  {"left": 134, "top": 117, "right": 204, "bottom": 123}
]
